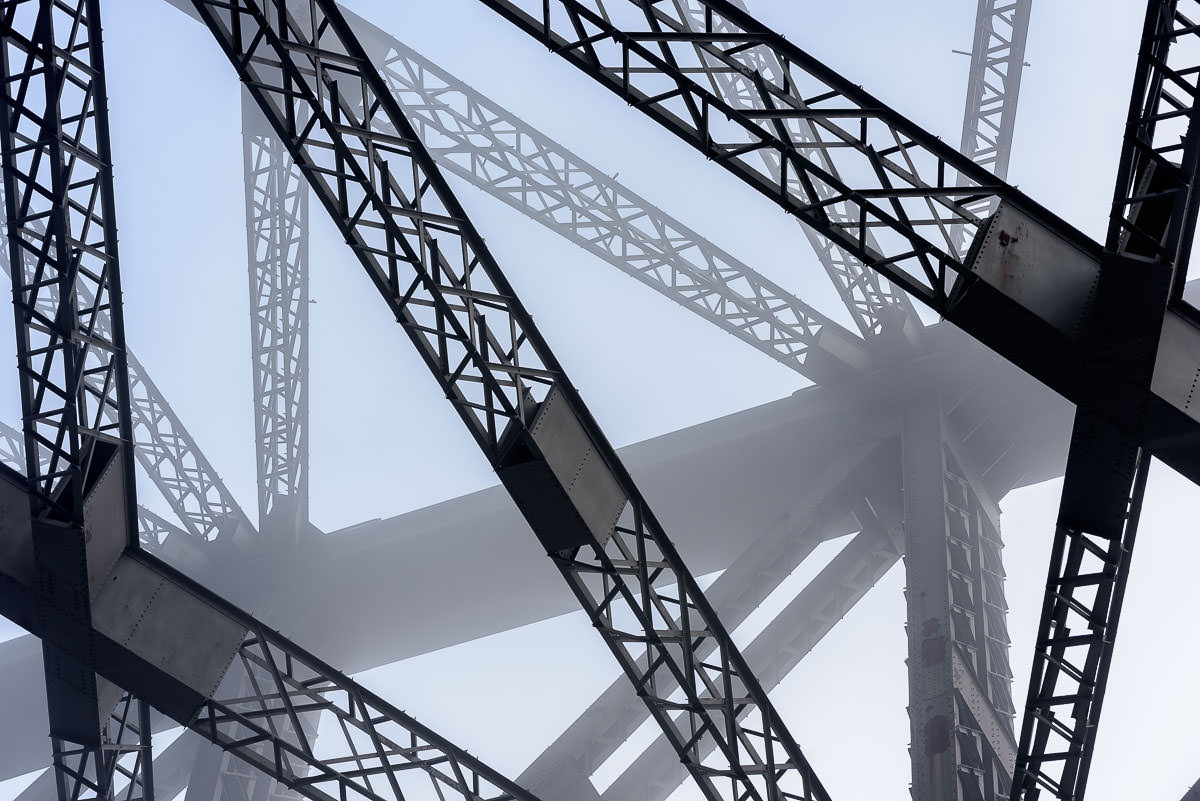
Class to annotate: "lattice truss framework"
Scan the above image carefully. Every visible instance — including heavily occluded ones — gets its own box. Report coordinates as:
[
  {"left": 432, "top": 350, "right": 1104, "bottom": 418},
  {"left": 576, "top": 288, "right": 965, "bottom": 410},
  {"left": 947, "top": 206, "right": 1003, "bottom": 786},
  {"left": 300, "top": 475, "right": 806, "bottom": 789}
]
[
  {"left": 0, "top": 2, "right": 1197, "bottom": 801},
  {"left": 243, "top": 92, "right": 310, "bottom": 532}
]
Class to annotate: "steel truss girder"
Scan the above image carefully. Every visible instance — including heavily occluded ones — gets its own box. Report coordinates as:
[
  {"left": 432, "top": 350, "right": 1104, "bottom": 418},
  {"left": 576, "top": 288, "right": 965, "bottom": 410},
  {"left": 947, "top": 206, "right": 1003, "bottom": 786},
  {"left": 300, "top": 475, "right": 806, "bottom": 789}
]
[
  {"left": 902, "top": 405, "right": 1015, "bottom": 801},
  {"left": 336, "top": 7, "right": 865, "bottom": 382},
  {"left": 674, "top": 0, "right": 918, "bottom": 338},
  {"left": 587, "top": 498, "right": 901, "bottom": 801},
  {"left": 0, "top": 3, "right": 152, "bottom": 799},
  {"left": 1010, "top": 3, "right": 1200, "bottom": 797},
  {"left": 952, "top": 0, "right": 1031, "bottom": 256},
  {"left": 958, "top": 0, "right": 1031, "bottom": 182},
  {"left": 187, "top": 1, "right": 833, "bottom": 798},
  {"left": 243, "top": 91, "right": 309, "bottom": 535},
  {"left": 470, "top": 0, "right": 1200, "bottom": 480},
  {"left": 1109, "top": 1, "right": 1200, "bottom": 278},
  {"left": 473, "top": 1, "right": 1200, "bottom": 798},
  {"left": 48, "top": 691, "right": 156, "bottom": 801},
  {"left": 1011, "top": 417, "right": 1149, "bottom": 801},
  {"left": 0, "top": 417, "right": 195, "bottom": 554},
  {"left": 125, "top": 350, "right": 254, "bottom": 546}
]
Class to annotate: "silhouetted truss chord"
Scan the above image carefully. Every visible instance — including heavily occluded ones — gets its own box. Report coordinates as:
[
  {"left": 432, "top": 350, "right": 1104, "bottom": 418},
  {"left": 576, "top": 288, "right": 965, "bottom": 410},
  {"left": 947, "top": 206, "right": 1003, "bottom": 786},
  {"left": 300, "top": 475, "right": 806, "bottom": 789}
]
[
  {"left": 189, "top": 0, "right": 838, "bottom": 798},
  {"left": 476, "top": 0, "right": 1041, "bottom": 314},
  {"left": 518, "top": 444, "right": 901, "bottom": 801},
  {"left": 0, "top": 516, "right": 544, "bottom": 801},
  {"left": 954, "top": 0, "right": 1031, "bottom": 254},
  {"left": 2, "top": 1, "right": 1190, "bottom": 801}
]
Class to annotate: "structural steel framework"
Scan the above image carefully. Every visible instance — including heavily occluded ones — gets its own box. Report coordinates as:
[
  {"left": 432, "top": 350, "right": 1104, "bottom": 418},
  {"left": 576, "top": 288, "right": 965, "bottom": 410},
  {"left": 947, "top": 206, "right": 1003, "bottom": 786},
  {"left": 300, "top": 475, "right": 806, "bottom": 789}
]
[{"left": 0, "top": 2, "right": 1196, "bottom": 801}]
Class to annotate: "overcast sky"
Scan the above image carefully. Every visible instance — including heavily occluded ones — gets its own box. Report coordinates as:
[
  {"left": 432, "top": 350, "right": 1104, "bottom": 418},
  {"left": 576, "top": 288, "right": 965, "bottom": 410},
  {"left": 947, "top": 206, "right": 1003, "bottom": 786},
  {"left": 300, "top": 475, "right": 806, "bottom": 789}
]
[{"left": 0, "top": 1, "right": 1196, "bottom": 799}]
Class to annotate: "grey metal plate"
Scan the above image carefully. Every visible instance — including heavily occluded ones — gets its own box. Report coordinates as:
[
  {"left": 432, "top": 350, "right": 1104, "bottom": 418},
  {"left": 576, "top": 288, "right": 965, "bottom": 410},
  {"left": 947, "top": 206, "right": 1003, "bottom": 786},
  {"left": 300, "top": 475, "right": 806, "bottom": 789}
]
[
  {"left": 970, "top": 201, "right": 1100, "bottom": 338},
  {"left": 92, "top": 555, "right": 245, "bottom": 700}
]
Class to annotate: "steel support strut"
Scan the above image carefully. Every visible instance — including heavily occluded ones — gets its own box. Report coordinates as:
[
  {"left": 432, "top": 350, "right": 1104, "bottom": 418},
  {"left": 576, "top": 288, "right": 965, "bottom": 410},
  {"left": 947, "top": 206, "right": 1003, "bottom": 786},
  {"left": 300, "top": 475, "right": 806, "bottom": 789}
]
[
  {"left": 902, "top": 405, "right": 1015, "bottom": 801},
  {"left": 0, "top": 0, "right": 150, "bottom": 797},
  {"left": 187, "top": 1, "right": 834, "bottom": 798},
  {"left": 958, "top": 0, "right": 1031, "bottom": 182},
  {"left": 242, "top": 89, "right": 309, "bottom": 537},
  {"left": 1012, "top": 3, "right": 1200, "bottom": 798}
]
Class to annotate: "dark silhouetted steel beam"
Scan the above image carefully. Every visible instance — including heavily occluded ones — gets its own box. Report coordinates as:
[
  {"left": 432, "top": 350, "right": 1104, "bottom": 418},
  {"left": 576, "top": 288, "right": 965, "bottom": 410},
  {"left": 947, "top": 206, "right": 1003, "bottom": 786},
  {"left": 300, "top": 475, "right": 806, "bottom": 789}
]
[
  {"left": 187, "top": 1, "right": 836, "bottom": 797},
  {"left": 1012, "top": 4, "right": 1200, "bottom": 798}
]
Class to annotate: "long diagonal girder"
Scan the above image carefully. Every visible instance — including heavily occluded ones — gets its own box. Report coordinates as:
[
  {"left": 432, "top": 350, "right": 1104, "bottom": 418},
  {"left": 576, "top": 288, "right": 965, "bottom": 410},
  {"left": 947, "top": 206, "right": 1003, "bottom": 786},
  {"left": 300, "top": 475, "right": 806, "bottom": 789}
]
[
  {"left": 337, "top": 8, "right": 867, "bottom": 382},
  {"left": 188, "top": 1, "right": 836, "bottom": 798},
  {"left": 474, "top": 0, "right": 1058, "bottom": 313},
  {"left": 473, "top": 1, "right": 1200, "bottom": 797},
  {"left": 952, "top": 0, "right": 1031, "bottom": 256},
  {"left": 517, "top": 444, "right": 890, "bottom": 799},
  {"left": 958, "top": 0, "right": 1031, "bottom": 182}
]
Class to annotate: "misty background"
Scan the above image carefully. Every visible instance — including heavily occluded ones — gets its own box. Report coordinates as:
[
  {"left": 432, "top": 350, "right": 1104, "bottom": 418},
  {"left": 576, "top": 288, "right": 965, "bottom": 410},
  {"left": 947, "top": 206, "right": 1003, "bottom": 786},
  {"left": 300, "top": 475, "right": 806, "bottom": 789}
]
[{"left": 0, "top": 1, "right": 1196, "bottom": 798}]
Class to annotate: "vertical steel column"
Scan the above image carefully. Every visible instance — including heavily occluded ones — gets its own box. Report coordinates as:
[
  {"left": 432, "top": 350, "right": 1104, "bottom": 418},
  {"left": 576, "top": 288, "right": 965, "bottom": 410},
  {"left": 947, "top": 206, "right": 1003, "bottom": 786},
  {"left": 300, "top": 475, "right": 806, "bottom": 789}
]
[
  {"left": 0, "top": 0, "right": 151, "bottom": 798},
  {"left": 903, "top": 404, "right": 1015, "bottom": 801},
  {"left": 242, "top": 89, "right": 309, "bottom": 539},
  {"left": 1012, "top": 3, "right": 1200, "bottom": 797}
]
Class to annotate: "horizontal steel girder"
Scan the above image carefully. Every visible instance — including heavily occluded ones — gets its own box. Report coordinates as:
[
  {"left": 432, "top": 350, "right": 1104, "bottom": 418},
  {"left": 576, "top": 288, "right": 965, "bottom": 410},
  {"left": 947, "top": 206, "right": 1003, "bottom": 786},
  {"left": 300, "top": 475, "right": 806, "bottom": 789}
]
[{"left": 0, "top": 320, "right": 1067, "bottom": 782}]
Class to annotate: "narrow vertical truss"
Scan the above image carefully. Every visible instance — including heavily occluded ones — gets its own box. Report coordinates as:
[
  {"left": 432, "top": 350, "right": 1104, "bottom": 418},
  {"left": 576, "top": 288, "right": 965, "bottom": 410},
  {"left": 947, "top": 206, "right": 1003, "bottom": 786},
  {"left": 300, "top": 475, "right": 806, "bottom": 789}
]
[
  {"left": 1012, "top": 3, "right": 1200, "bottom": 798},
  {"left": 338, "top": 9, "right": 864, "bottom": 382},
  {"left": 1108, "top": 0, "right": 1200, "bottom": 276},
  {"left": 954, "top": 0, "right": 1031, "bottom": 253},
  {"left": 53, "top": 691, "right": 155, "bottom": 801},
  {"left": 0, "top": 0, "right": 146, "bottom": 797},
  {"left": 1011, "top": 419, "right": 1149, "bottom": 801},
  {"left": 670, "top": 0, "right": 918, "bottom": 338},
  {"left": 902, "top": 407, "right": 1015, "bottom": 801},
  {"left": 243, "top": 90, "right": 309, "bottom": 535},
  {"left": 188, "top": 1, "right": 833, "bottom": 798},
  {"left": 958, "top": 0, "right": 1031, "bottom": 181}
]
